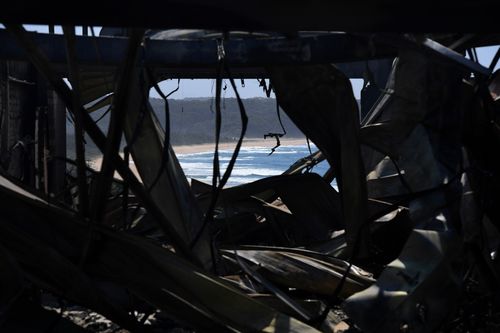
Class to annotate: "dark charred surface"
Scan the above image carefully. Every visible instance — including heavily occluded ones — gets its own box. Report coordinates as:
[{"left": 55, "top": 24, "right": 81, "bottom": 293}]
[{"left": 0, "top": 9, "right": 500, "bottom": 333}]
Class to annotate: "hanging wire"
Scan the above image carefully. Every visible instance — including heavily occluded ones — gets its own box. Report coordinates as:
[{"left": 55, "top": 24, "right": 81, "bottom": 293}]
[
  {"left": 190, "top": 40, "right": 225, "bottom": 249},
  {"left": 190, "top": 38, "right": 248, "bottom": 249},
  {"left": 264, "top": 99, "right": 287, "bottom": 155},
  {"left": 258, "top": 78, "right": 273, "bottom": 97},
  {"left": 222, "top": 80, "right": 227, "bottom": 109},
  {"left": 209, "top": 78, "right": 215, "bottom": 113}
]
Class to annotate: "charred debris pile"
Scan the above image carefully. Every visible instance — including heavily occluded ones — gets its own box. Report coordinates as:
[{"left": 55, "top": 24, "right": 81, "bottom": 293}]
[{"left": 0, "top": 26, "right": 500, "bottom": 333}]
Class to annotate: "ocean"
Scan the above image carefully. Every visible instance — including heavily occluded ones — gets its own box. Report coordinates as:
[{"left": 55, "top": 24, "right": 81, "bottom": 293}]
[{"left": 176, "top": 144, "right": 336, "bottom": 188}]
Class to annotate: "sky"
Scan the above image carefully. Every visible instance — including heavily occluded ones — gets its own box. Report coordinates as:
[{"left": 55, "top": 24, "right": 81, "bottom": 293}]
[{"left": 12, "top": 25, "right": 500, "bottom": 100}]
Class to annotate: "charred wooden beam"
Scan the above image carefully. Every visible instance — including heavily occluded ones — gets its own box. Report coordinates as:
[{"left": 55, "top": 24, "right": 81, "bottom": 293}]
[
  {"left": 46, "top": 88, "right": 66, "bottom": 196},
  {"left": 0, "top": 60, "right": 37, "bottom": 186},
  {"left": 0, "top": 29, "right": 396, "bottom": 77}
]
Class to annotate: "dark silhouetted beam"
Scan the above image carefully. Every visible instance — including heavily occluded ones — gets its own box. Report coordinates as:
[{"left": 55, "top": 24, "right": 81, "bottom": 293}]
[{"left": 0, "top": 29, "right": 396, "bottom": 78}]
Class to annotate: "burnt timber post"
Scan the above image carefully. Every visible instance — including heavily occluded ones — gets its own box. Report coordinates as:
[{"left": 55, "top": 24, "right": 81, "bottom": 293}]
[
  {"left": 0, "top": 59, "right": 66, "bottom": 195},
  {"left": 0, "top": 60, "right": 36, "bottom": 186},
  {"left": 46, "top": 86, "right": 67, "bottom": 196}
]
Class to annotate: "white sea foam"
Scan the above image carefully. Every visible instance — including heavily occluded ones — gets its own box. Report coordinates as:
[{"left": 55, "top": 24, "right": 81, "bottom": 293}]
[
  {"left": 174, "top": 144, "right": 331, "bottom": 187},
  {"left": 228, "top": 168, "right": 280, "bottom": 177},
  {"left": 225, "top": 177, "right": 261, "bottom": 185}
]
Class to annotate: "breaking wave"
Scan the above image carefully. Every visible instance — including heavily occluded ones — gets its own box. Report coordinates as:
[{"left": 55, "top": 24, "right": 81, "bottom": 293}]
[{"left": 176, "top": 144, "right": 332, "bottom": 188}]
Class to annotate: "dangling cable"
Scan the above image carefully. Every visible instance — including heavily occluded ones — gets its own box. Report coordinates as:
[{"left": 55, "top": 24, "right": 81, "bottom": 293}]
[
  {"left": 190, "top": 40, "right": 224, "bottom": 249},
  {"left": 190, "top": 38, "right": 249, "bottom": 249},
  {"left": 222, "top": 80, "right": 227, "bottom": 110},
  {"left": 220, "top": 63, "right": 248, "bottom": 188},
  {"left": 264, "top": 98, "right": 287, "bottom": 155},
  {"left": 213, "top": 48, "right": 224, "bottom": 193},
  {"left": 258, "top": 78, "right": 273, "bottom": 97}
]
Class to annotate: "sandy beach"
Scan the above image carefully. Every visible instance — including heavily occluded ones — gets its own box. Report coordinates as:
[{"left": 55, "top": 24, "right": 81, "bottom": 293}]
[
  {"left": 88, "top": 137, "right": 309, "bottom": 177},
  {"left": 172, "top": 137, "right": 308, "bottom": 155}
]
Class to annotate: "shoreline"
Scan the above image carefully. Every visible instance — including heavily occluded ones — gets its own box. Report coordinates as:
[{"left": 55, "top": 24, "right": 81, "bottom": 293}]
[
  {"left": 87, "top": 137, "right": 310, "bottom": 177},
  {"left": 172, "top": 137, "right": 308, "bottom": 155}
]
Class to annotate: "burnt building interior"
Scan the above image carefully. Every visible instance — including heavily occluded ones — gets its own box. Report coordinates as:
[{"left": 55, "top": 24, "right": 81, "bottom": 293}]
[{"left": 1, "top": 1, "right": 500, "bottom": 332}]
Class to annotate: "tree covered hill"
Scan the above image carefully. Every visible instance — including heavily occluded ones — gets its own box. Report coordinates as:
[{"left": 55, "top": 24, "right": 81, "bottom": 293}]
[
  {"left": 69, "top": 97, "right": 359, "bottom": 157},
  {"left": 152, "top": 97, "right": 304, "bottom": 145}
]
